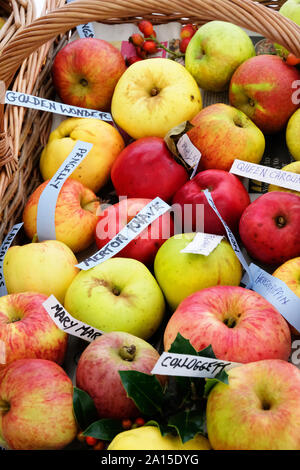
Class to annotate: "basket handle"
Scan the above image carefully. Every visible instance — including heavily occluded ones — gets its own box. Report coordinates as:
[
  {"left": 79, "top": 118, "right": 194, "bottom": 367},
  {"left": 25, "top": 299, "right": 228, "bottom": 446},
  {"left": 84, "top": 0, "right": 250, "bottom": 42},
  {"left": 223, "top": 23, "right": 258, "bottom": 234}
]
[{"left": 0, "top": 0, "right": 299, "bottom": 87}]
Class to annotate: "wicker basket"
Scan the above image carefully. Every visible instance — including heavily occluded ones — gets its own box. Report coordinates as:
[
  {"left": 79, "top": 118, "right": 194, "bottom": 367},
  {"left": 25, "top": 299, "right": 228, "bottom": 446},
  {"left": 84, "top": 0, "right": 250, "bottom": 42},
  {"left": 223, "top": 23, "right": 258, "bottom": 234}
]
[{"left": 0, "top": 0, "right": 299, "bottom": 242}]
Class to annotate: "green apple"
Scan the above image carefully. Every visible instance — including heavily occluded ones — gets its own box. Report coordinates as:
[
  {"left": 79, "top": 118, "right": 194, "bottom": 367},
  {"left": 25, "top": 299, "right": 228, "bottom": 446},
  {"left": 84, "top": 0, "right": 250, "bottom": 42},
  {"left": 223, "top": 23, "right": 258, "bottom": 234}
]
[
  {"left": 286, "top": 109, "right": 300, "bottom": 162},
  {"left": 64, "top": 257, "right": 165, "bottom": 340},
  {"left": 3, "top": 240, "right": 79, "bottom": 304},
  {"left": 275, "top": 0, "right": 300, "bottom": 58},
  {"left": 153, "top": 233, "right": 242, "bottom": 311},
  {"left": 185, "top": 21, "right": 255, "bottom": 92}
]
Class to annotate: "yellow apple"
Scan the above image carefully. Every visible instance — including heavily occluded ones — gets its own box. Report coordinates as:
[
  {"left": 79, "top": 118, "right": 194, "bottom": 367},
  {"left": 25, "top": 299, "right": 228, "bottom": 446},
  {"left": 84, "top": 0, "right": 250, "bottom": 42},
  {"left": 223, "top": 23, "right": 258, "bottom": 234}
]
[
  {"left": 3, "top": 240, "right": 79, "bottom": 304},
  {"left": 111, "top": 58, "right": 202, "bottom": 139},
  {"left": 107, "top": 425, "right": 211, "bottom": 450},
  {"left": 286, "top": 109, "right": 300, "bottom": 162},
  {"left": 268, "top": 161, "right": 300, "bottom": 197},
  {"left": 40, "top": 118, "right": 125, "bottom": 193}
]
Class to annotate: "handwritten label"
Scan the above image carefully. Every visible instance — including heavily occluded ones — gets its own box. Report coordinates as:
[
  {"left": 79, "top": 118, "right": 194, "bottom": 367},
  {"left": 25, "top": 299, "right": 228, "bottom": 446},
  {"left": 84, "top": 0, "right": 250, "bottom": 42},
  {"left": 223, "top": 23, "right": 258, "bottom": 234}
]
[
  {"left": 43, "top": 295, "right": 103, "bottom": 342},
  {"left": 230, "top": 159, "right": 300, "bottom": 192},
  {"left": 203, "top": 189, "right": 254, "bottom": 288},
  {"left": 36, "top": 141, "right": 93, "bottom": 242},
  {"left": 242, "top": 263, "right": 300, "bottom": 333},
  {"left": 180, "top": 232, "right": 224, "bottom": 256},
  {"left": 0, "top": 223, "right": 23, "bottom": 297},
  {"left": 5, "top": 91, "right": 112, "bottom": 122},
  {"left": 67, "top": 0, "right": 95, "bottom": 38},
  {"left": 151, "top": 352, "right": 239, "bottom": 378},
  {"left": 0, "top": 340, "right": 6, "bottom": 364},
  {"left": 77, "top": 197, "right": 171, "bottom": 270},
  {"left": 177, "top": 134, "right": 201, "bottom": 179}
]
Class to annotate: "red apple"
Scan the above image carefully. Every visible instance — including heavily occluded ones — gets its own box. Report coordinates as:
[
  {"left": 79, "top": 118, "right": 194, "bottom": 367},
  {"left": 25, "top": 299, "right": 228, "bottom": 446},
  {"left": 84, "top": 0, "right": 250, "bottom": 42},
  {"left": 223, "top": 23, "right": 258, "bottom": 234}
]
[
  {"left": 172, "top": 169, "right": 250, "bottom": 235},
  {"left": 111, "top": 137, "right": 189, "bottom": 202},
  {"left": 76, "top": 331, "right": 166, "bottom": 419},
  {"left": 95, "top": 198, "right": 174, "bottom": 266},
  {"left": 0, "top": 359, "right": 77, "bottom": 450},
  {"left": 229, "top": 54, "right": 300, "bottom": 134},
  {"left": 0, "top": 292, "right": 68, "bottom": 368},
  {"left": 239, "top": 191, "right": 300, "bottom": 265},
  {"left": 52, "top": 38, "right": 127, "bottom": 111},
  {"left": 23, "top": 178, "right": 100, "bottom": 253},
  {"left": 164, "top": 286, "right": 291, "bottom": 363}
]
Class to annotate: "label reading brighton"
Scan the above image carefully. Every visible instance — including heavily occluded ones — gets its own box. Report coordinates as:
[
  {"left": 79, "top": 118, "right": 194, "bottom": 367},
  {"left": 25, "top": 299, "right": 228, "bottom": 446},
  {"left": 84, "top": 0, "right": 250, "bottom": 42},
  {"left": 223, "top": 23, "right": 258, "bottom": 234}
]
[
  {"left": 0, "top": 223, "right": 23, "bottom": 297},
  {"left": 36, "top": 141, "right": 93, "bottom": 242},
  {"left": 230, "top": 159, "right": 300, "bottom": 192},
  {"left": 177, "top": 134, "right": 201, "bottom": 179},
  {"left": 5, "top": 91, "right": 112, "bottom": 121},
  {"left": 151, "top": 352, "right": 239, "bottom": 378},
  {"left": 43, "top": 295, "right": 103, "bottom": 342},
  {"left": 181, "top": 232, "right": 224, "bottom": 256},
  {"left": 77, "top": 197, "right": 171, "bottom": 270},
  {"left": 242, "top": 263, "right": 300, "bottom": 333}
]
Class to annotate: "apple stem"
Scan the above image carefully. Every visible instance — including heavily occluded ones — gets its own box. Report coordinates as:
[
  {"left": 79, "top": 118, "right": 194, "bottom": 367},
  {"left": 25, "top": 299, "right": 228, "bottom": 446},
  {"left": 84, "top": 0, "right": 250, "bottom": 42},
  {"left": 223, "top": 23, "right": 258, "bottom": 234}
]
[
  {"left": 144, "top": 36, "right": 185, "bottom": 59},
  {"left": 119, "top": 345, "right": 136, "bottom": 361}
]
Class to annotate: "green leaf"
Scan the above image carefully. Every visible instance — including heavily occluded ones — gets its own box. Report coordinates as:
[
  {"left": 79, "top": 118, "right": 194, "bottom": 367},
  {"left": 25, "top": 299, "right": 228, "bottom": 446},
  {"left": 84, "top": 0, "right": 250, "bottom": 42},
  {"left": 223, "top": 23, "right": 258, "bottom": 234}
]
[
  {"left": 167, "top": 409, "right": 206, "bottom": 444},
  {"left": 83, "top": 419, "right": 123, "bottom": 441},
  {"left": 204, "top": 368, "right": 229, "bottom": 398},
  {"left": 168, "top": 332, "right": 199, "bottom": 356},
  {"left": 119, "top": 370, "right": 165, "bottom": 417},
  {"left": 73, "top": 387, "right": 98, "bottom": 431},
  {"left": 197, "top": 345, "right": 217, "bottom": 359}
]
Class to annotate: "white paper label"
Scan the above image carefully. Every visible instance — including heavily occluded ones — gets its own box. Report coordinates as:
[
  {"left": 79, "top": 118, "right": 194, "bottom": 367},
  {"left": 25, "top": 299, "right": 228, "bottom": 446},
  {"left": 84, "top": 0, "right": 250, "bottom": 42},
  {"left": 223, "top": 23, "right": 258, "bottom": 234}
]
[
  {"left": 77, "top": 197, "right": 171, "bottom": 270},
  {"left": 5, "top": 91, "right": 112, "bottom": 122},
  {"left": 242, "top": 263, "right": 300, "bottom": 332},
  {"left": 180, "top": 232, "right": 224, "bottom": 256},
  {"left": 67, "top": 0, "right": 95, "bottom": 38},
  {"left": 0, "top": 340, "right": 6, "bottom": 364},
  {"left": 151, "top": 352, "right": 239, "bottom": 378},
  {"left": 203, "top": 189, "right": 254, "bottom": 287},
  {"left": 177, "top": 134, "right": 201, "bottom": 179},
  {"left": 43, "top": 295, "right": 103, "bottom": 342},
  {"left": 230, "top": 159, "right": 300, "bottom": 192},
  {"left": 0, "top": 223, "right": 23, "bottom": 297},
  {"left": 36, "top": 141, "right": 93, "bottom": 242}
]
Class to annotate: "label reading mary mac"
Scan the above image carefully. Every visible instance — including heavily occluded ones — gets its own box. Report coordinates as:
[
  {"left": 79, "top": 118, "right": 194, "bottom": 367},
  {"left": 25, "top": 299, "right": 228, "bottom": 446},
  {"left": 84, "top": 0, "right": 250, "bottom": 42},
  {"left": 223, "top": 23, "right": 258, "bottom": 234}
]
[{"left": 0, "top": 223, "right": 24, "bottom": 297}]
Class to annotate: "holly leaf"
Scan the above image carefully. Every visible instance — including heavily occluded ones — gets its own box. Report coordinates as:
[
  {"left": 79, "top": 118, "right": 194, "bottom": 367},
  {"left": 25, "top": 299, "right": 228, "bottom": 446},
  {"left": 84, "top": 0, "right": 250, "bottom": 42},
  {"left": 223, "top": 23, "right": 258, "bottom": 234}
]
[
  {"left": 119, "top": 371, "right": 165, "bottom": 417},
  {"left": 204, "top": 368, "right": 229, "bottom": 398},
  {"left": 167, "top": 409, "right": 206, "bottom": 444},
  {"left": 83, "top": 419, "right": 123, "bottom": 441},
  {"left": 73, "top": 387, "right": 99, "bottom": 431},
  {"left": 197, "top": 345, "right": 217, "bottom": 359},
  {"left": 168, "top": 332, "right": 198, "bottom": 355}
]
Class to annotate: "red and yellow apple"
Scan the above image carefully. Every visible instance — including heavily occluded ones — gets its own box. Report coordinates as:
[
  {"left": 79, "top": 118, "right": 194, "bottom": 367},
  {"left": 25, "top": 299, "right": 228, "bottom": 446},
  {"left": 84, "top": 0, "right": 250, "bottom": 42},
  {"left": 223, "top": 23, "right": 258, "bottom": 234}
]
[
  {"left": 187, "top": 103, "right": 265, "bottom": 171},
  {"left": 229, "top": 54, "right": 300, "bottom": 134},
  {"left": 76, "top": 331, "right": 166, "bottom": 419},
  {"left": 0, "top": 359, "right": 77, "bottom": 450},
  {"left": 286, "top": 109, "right": 300, "bottom": 161},
  {"left": 163, "top": 286, "right": 291, "bottom": 363},
  {"left": 206, "top": 359, "right": 300, "bottom": 450},
  {"left": 95, "top": 198, "right": 174, "bottom": 267},
  {"left": 52, "top": 38, "right": 126, "bottom": 111}
]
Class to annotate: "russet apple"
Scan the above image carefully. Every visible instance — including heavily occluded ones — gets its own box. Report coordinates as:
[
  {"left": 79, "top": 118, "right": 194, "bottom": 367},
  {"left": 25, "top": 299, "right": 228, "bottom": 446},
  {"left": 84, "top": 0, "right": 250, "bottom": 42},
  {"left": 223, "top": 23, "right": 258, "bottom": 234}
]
[
  {"left": 229, "top": 55, "right": 300, "bottom": 134},
  {"left": 187, "top": 103, "right": 265, "bottom": 171},
  {"left": 111, "top": 58, "right": 202, "bottom": 139},
  {"left": 0, "top": 359, "right": 77, "bottom": 450},
  {"left": 40, "top": 117, "right": 125, "bottom": 193},
  {"left": 172, "top": 169, "right": 250, "bottom": 236},
  {"left": 286, "top": 109, "right": 300, "bottom": 161},
  {"left": 95, "top": 198, "right": 174, "bottom": 267},
  {"left": 76, "top": 331, "right": 166, "bottom": 419},
  {"left": 239, "top": 191, "right": 300, "bottom": 265},
  {"left": 64, "top": 257, "right": 165, "bottom": 340},
  {"left": 268, "top": 160, "right": 300, "bottom": 197},
  {"left": 3, "top": 239, "right": 79, "bottom": 304},
  {"left": 52, "top": 38, "right": 126, "bottom": 111},
  {"left": 163, "top": 286, "right": 291, "bottom": 363},
  {"left": 111, "top": 137, "right": 189, "bottom": 202},
  {"left": 154, "top": 233, "right": 242, "bottom": 311},
  {"left": 185, "top": 21, "right": 255, "bottom": 92},
  {"left": 23, "top": 178, "right": 100, "bottom": 253},
  {"left": 0, "top": 292, "right": 68, "bottom": 367},
  {"left": 206, "top": 359, "right": 300, "bottom": 450}
]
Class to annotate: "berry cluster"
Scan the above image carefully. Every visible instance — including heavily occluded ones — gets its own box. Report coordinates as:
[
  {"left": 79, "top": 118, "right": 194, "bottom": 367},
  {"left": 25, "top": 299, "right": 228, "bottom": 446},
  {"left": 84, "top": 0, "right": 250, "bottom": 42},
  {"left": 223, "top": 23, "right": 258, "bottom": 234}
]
[
  {"left": 127, "top": 20, "right": 158, "bottom": 65},
  {"left": 179, "top": 23, "right": 197, "bottom": 53}
]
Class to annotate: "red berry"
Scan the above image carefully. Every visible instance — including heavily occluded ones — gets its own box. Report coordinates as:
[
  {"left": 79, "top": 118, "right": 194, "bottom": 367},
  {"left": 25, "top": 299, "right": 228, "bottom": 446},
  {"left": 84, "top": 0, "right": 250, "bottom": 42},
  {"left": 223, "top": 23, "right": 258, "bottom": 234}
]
[
  {"left": 129, "top": 33, "right": 144, "bottom": 47},
  {"left": 136, "top": 46, "right": 148, "bottom": 59},
  {"left": 138, "top": 20, "right": 154, "bottom": 37},
  {"left": 126, "top": 56, "right": 143, "bottom": 66},
  {"left": 122, "top": 419, "right": 132, "bottom": 430},
  {"left": 180, "top": 24, "right": 197, "bottom": 39},
  {"left": 77, "top": 431, "right": 85, "bottom": 443},
  {"left": 93, "top": 441, "right": 105, "bottom": 450},
  {"left": 85, "top": 436, "right": 98, "bottom": 446},
  {"left": 135, "top": 417, "right": 145, "bottom": 427},
  {"left": 143, "top": 40, "right": 158, "bottom": 55},
  {"left": 286, "top": 53, "right": 300, "bottom": 66},
  {"left": 179, "top": 37, "right": 191, "bottom": 53}
]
